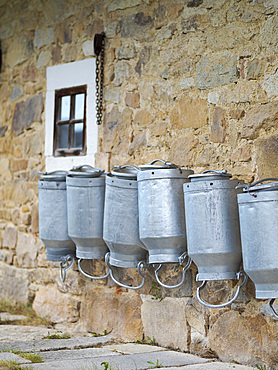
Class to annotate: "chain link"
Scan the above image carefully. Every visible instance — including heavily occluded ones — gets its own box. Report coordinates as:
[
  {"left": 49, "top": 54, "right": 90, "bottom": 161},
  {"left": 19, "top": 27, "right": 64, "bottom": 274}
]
[{"left": 95, "top": 34, "right": 105, "bottom": 125}]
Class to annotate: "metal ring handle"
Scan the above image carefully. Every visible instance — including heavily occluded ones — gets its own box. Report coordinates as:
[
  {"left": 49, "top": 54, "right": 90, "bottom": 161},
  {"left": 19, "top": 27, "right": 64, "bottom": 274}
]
[
  {"left": 71, "top": 165, "right": 104, "bottom": 173},
  {"left": 269, "top": 299, "right": 278, "bottom": 319},
  {"left": 39, "top": 170, "right": 68, "bottom": 175},
  {"left": 154, "top": 255, "right": 192, "bottom": 289},
  {"left": 196, "top": 272, "right": 248, "bottom": 309},
  {"left": 78, "top": 259, "right": 109, "bottom": 280},
  {"left": 249, "top": 178, "right": 278, "bottom": 188},
  {"left": 105, "top": 252, "right": 146, "bottom": 290},
  {"left": 60, "top": 255, "right": 75, "bottom": 282},
  {"left": 113, "top": 165, "right": 140, "bottom": 172},
  {"left": 202, "top": 169, "right": 227, "bottom": 175}
]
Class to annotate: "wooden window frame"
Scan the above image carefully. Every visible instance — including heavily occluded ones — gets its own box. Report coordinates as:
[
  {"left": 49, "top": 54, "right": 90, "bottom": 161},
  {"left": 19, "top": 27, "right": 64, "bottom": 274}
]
[{"left": 53, "top": 85, "right": 87, "bottom": 157}]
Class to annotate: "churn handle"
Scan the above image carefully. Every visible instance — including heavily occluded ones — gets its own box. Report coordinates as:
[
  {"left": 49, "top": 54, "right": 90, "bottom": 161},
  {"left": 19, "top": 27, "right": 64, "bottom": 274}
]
[
  {"left": 60, "top": 255, "right": 75, "bottom": 282},
  {"left": 105, "top": 252, "right": 146, "bottom": 290},
  {"left": 147, "top": 159, "right": 181, "bottom": 171},
  {"left": 269, "top": 299, "right": 278, "bottom": 320},
  {"left": 202, "top": 169, "right": 227, "bottom": 175},
  {"left": 154, "top": 254, "right": 192, "bottom": 289},
  {"left": 248, "top": 178, "right": 278, "bottom": 188},
  {"left": 71, "top": 165, "right": 104, "bottom": 174},
  {"left": 196, "top": 272, "right": 248, "bottom": 309},
  {"left": 113, "top": 164, "right": 140, "bottom": 172},
  {"left": 78, "top": 259, "right": 110, "bottom": 280}
]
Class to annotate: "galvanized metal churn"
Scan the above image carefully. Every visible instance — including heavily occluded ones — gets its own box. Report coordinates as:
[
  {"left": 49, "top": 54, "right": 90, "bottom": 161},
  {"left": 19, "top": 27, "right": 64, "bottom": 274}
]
[
  {"left": 66, "top": 165, "right": 109, "bottom": 280},
  {"left": 38, "top": 171, "right": 76, "bottom": 282},
  {"left": 237, "top": 178, "right": 278, "bottom": 318},
  {"left": 137, "top": 159, "right": 193, "bottom": 289},
  {"left": 183, "top": 170, "right": 247, "bottom": 308},
  {"left": 103, "top": 165, "right": 148, "bottom": 289}
]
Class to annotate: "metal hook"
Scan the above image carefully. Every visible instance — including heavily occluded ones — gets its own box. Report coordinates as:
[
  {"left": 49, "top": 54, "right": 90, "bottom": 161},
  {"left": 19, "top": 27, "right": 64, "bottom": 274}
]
[
  {"left": 78, "top": 258, "right": 110, "bottom": 280},
  {"left": 196, "top": 272, "right": 248, "bottom": 309},
  {"left": 60, "top": 255, "right": 75, "bottom": 282},
  {"left": 105, "top": 252, "right": 146, "bottom": 290},
  {"left": 269, "top": 299, "right": 278, "bottom": 319},
  {"left": 154, "top": 254, "right": 192, "bottom": 289}
]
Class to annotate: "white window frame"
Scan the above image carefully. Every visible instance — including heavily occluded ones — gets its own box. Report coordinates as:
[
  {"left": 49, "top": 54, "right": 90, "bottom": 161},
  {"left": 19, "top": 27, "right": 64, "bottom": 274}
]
[{"left": 45, "top": 59, "right": 98, "bottom": 171}]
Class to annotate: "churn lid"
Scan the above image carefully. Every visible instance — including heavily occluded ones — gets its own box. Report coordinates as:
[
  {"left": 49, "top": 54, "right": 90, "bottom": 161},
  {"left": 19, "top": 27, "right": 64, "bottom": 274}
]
[
  {"left": 240, "top": 178, "right": 278, "bottom": 193},
  {"left": 111, "top": 165, "right": 139, "bottom": 180},
  {"left": 68, "top": 165, "right": 104, "bottom": 178},
  {"left": 139, "top": 159, "right": 180, "bottom": 171},
  {"left": 39, "top": 170, "right": 68, "bottom": 181},
  {"left": 189, "top": 169, "right": 232, "bottom": 182}
]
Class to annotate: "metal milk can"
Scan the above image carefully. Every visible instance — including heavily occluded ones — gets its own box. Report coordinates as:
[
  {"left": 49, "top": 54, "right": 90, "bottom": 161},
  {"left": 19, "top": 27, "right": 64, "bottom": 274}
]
[
  {"left": 103, "top": 165, "right": 147, "bottom": 290},
  {"left": 137, "top": 159, "right": 193, "bottom": 289},
  {"left": 66, "top": 165, "right": 109, "bottom": 280},
  {"left": 183, "top": 170, "right": 247, "bottom": 308},
  {"left": 38, "top": 171, "right": 76, "bottom": 281},
  {"left": 237, "top": 178, "right": 278, "bottom": 318}
]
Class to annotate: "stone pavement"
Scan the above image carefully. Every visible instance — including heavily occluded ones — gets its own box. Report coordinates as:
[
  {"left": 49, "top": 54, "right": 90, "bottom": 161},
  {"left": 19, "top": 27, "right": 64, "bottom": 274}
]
[{"left": 0, "top": 325, "right": 254, "bottom": 370}]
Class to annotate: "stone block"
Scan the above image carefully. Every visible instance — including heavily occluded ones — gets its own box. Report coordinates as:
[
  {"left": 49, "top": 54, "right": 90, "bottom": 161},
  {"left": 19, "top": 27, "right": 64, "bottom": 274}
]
[
  {"left": 80, "top": 286, "right": 143, "bottom": 341},
  {"left": 87, "top": 20, "right": 104, "bottom": 37},
  {"left": 34, "top": 28, "right": 54, "bottom": 49},
  {"left": 196, "top": 54, "right": 238, "bottom": 90},
  {"left": 169, "top": 134, "right": 198, "bottom": 166},
  {"left": 51, "top": 46, "right": 62, "bottom": 64},
  {"left": 105, "top": 88, "right": 120, "bottom": 104},
  {"left": 230, "top": 109, "right": 245, "bottom": 120},
  {"left": 31, "top": 204, "right": 39, "bottom": 234},
  {"left": 209, "top": 311, "right": 278, "bottom": 367},
  {"left": 0, "top": 126, "right": 8, "bottom": 137},
  {"left": 12, "top": 94, "right": 43, "bottom": 135},
  {"left": 247, "top": 59, "right": 265, "bottom": 80},
  {"left": 16, "top": 231, "right": 40, "bottom": 268},
  {"left": 108, "top": 0, "right": 141, "bottom": 12},
  {"left": 120, "top": 12, "right": 153, "bottom": 41},
  {"left": 128, "top": 132, "right": 147, "bottom": 155},
  {"left": 33, "top": 285, "right": 80, "bottom": 323},
  {"left": 22, "top": 65, "right": 37, "bottom": 82},
  {"left": 210, "top": 107, "right": 227, "bottom": 143},
  {"left": 263, "top": 69, "right": 278, "bottom": 98},
  {"left": 37, "top": 50, "right": 51, "bottom": 68},
  {"left": 141, "top": 296, "right": 190, "bottom": 351},
  {"left": 10, "top": 159, "right": 28, "bottom": 172},
  {"left": 82, "top": 40, "right": 94, "bottom": 57},
  {"left": 241, "top": 101, "right": 278, "bottom": 139},
  {"left": 57, "top": 23, "right": 72, "bottom": 43},
  {"left": 180, "top": 77, "right": 194, "bottom": 90},
  {"left": 3, "top": 225, "right": 17, "bottom": 249},
  {"left": 255, "top": 134, "right": 278, "bottom": 178},
  {"left": 231, "top": 144, "right": 252, "bottom": 162},
  {"left": 185, "top": 298, "right": 208, "bottom": 336},
  {"left": 0, "top": 261, "right": 31, "bottom": 304},
  {"left": 125, "top": 92, "right": 140, "bottom": 108},
  {"left": 0, "top": 21, "right": 14, "bottom": 39},
  {"left": 118, "top": 43, "right": 136, "bottom": 60},
  {"left": 55, "top": 268, "right": 85, "bottom": 296},
  {"left": 135, "top": 46, "right": 152, "bottom": 75},
  {"left": 6, "top": 35, "right": 33, "bottom": 67},
  {"left": 170, "top": 97, "right": 208, "bottom": 130},
  {"left": 0, "top": 249, "right": 14, "bottom": 265},
  {"left": 113, "top": 60, "right": 131, "bottom": 86},
  {"left": 9, "top": 84, "right": 23, "bottom": 102}
]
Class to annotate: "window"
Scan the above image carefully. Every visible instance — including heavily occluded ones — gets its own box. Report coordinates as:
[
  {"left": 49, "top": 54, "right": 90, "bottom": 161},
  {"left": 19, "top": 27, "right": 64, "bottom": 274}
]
[
  {"left": 45, "top": 59, "right": 98, "bottom": 171},
  {"left": 54, "top": 85, "right": 87, "bottom": 156}
]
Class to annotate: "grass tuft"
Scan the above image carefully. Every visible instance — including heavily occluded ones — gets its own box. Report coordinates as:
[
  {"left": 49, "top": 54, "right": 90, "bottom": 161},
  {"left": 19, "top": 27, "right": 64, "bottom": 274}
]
[{"left": 42, "top": 331, "right": 70, "bottom": 339}]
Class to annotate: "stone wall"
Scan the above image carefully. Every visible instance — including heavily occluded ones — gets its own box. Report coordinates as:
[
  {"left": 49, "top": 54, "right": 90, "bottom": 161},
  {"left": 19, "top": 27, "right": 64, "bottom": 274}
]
[{"left": 0, "top": 0, "right": 278, "bottom": 368}]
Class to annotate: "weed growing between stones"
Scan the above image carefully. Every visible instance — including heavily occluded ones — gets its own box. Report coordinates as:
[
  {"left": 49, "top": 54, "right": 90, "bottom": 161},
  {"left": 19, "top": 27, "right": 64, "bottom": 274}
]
[
  {"left": 90, "top": 329, "right": 109, "bottom": 337},
  {"left": 132, "top": 336, "right": 155, "bottom": 345},
  {"left": 100, "top": 361, "right": 119, "bottom": 370},
  {"left": 147, "top": 359, "right": 163, "bottom": 368},
  {"left": 42, "top": 330, "right": 70, "bottom": 339},
  {"left": 6, "top": 350, "right": 42, "bottom": 363},
  {"left": 0, "top": 299, "right": 50, "bottom": 326},
  {"left": 0, "top": 360, "right": 33, "bottom": 369},
  {"left": 150, "top": 281, "right": 163, "bottom": 301}
]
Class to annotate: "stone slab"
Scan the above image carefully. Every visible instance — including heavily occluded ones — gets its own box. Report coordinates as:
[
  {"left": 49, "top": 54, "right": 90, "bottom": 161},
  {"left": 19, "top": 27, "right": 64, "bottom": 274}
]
[
  {"left": 0, "top": 313, "right": 28, "bottom": 322},
  {"left": 0, "top": 351, "right": 31, "bottom": 364},
  {"left": 39, "top": 347, "right": 121, "bottom": 361},
  {"left": 0, "top": 335, "right": 114, "bottom": 352},
  {"left": 104, "top": 343, "right": 167, "bottom": 354},
  {"left": 166, "top": 363, "right": 254, "bottom": 369},
  {"left": 25, "top": 351, "right": 209, "bottom": 369},
  {"left": 0, "top": 325, "right": 57, "bottom": 342}
]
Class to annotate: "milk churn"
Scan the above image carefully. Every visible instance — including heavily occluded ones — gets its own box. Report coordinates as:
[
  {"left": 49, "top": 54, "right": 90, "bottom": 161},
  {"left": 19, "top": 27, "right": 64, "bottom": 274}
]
[
  {"left": 103, "top": 165, "right": 147, "bottom": 289},
  {"left": 66, "top": 165, "right": 109, "bottom": 280},
  {"left": 137, "top": 159, "right": 193, "bottom": 289},
  {"left": 183, "top": 170, "right": 247, "bottom": 308},
  {"left": 38, "top": 171, "right": 75, "bottom": 282},
  {"left": 237, "top": 178, "right": 278, "bottom": 318}
]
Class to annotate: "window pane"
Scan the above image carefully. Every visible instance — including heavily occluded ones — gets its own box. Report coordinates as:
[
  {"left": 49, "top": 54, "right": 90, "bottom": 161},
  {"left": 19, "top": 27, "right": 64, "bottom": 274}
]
[
  {"left": 74, "top": 93, "right": 85, "bottom": 120},
  {"left": 60, "top": 96, "right": 70, "bottom": 121},
  {"left": 57, "top": 124, "right": 69, "bottom": 149},
  {"left": 73, "top": 123, "right": 83, "bottom": 148}
]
